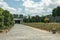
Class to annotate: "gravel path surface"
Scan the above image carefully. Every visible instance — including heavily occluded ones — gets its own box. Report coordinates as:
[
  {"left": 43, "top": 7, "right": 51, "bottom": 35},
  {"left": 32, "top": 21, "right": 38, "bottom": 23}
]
[{"left": 0, "top": 24, "right": 60, "bottom": 40}]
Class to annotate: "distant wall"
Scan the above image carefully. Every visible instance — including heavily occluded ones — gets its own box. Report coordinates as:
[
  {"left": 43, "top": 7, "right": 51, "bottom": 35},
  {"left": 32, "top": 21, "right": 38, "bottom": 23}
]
[{"left": 50, "top": 16, "right": 60, "bottom": 22}]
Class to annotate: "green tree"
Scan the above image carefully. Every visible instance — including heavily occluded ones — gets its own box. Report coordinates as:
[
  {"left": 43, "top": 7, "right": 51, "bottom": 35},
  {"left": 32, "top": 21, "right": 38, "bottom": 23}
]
[
  {"left": 2, "top": 10, "right": 14, "bottom": 29},
  {"left": 0, "top": 8, "right": 4, "bottom": 29},
  {"left": 13, "top": 14, "right": 18, "bottom": 18},
  {"left": 52, "top": 6, "right": 60, "bottom": 16},
  {"left": 35, "top": 15, "right": 41, "bottom": 22},
  {"left": 19, "top": 14, "right": 23, "bottom": 18},
  {"left": 0, "top": 8, "right": 4, "bottom": 14},
  {"left": 0, "top": 16, "right": 4, "bottom": 29},
  {"left": 9, "top": 14, "right": 14, "bottom": 26},
  {"left": 31, "top": 16, "right": 36, "bottom": 22},
  {"left": 0, "top": 8, "right": 14, "bottom": 30},
  {"left": 2, "top": 10, "right": 10, "bottom": 26},
  {"left": 23, "top": 16, "right": 28, "bottom": 22}
]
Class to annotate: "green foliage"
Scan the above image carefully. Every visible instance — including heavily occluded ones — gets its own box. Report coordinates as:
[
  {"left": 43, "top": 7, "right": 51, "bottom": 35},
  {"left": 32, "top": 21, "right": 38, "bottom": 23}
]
[
  {"left": 0, "top": 8, "right": 14, "bottom": 30},
  {"left": 0, "top": 24, "right": 4, "bottom": 30},
  {"left": 12, "top": 14, "right": 51, "bottom": 23},
  {"left": 19, "top": 14, "right": 23, "bottom": 18},
  {"left": 13, "top": 14, "right": 18, "bottom": 18},
  {"left": 0, "top": 16, "right": 4, "bottom": 22},
  {"left": 35, "top": 15, "right": 41, "bottom": 22},
  {"left": 52, "top": 6, "right": 60, "bottom": 16},
  {"left": 31, "top": 16, "right": 36, "bottom": 22},
  {"left": 23, "top": 15, "right": 41, "bottom": 23},
  {"left": 23, "top": 16, "right": 28, "bottom": 22},
  {"left": 0, "top": 8, "right": 4, "bottom": 14}
]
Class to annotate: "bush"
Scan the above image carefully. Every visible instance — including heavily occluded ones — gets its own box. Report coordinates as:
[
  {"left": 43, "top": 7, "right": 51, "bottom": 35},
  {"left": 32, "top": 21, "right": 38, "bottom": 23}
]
[
  {"left": 0, "top": 24, "right": 4, "bottom": 30},
  {"left": 0, "top": 8, "right": 14, "bottom": 30}
]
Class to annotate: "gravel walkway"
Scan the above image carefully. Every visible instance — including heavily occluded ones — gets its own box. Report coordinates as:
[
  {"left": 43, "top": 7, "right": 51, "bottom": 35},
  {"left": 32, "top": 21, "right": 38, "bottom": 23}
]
[{"left": 0, "top": 24, "right": 60, "bottom": 40}]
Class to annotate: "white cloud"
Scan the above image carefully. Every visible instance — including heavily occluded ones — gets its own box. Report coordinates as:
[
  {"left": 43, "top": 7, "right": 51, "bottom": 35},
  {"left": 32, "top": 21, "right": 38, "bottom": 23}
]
[
  {"left": 23, "top": 0, "right": 60, "bottom": 16},
  {"left": 14, "top": 0, "right": 20, "bottom": 1},
  {"left": 0, "top": 0, "right": 3, "bottom": 1},
  {"left": 0, "top": 0, "right": 22, "bottom": 14},
  {"left": 0, "top": 0, "right": 60, "bottom": 16},
  {"left": 0, "top": 0, "right": 8, "bottom": 7}
]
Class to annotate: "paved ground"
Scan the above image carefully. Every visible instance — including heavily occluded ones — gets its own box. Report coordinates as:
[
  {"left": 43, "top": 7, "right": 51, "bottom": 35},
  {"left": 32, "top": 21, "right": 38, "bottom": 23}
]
[{"left": 0, "top": 24, "right": 60, "bottom": 40}]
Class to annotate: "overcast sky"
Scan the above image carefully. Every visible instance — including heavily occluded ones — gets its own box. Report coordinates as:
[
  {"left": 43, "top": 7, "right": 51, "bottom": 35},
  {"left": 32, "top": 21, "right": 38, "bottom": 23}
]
[{"left": 0, "top": 0, "right": 60, "bottom": 16}]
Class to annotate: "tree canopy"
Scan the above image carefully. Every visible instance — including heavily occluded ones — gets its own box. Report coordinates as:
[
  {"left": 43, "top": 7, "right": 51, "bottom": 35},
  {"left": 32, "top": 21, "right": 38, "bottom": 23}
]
[
  {"left": 0, "top": 8, "right": 14, "bottom": 30},
  {"left": 52, "top": 6, "right": 60, "bottom": 16}
]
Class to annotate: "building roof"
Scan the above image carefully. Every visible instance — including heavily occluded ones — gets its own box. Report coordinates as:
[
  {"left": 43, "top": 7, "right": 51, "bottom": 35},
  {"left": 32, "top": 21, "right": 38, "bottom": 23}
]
[{"left": 14, "top": 18, "right": 23, "bottom": 20}]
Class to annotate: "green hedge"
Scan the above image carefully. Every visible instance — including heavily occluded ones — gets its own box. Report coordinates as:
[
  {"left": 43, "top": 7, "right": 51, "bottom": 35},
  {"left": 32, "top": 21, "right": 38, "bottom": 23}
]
[{"left": 0, "top": 8, "right": 14, "bottom": 30}]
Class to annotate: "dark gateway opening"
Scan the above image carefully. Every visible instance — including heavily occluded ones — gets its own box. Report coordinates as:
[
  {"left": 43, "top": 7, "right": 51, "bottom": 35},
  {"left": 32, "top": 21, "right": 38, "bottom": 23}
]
[
  {"left": 14, "top": 18, "right": 23, "bottom": 24},
  {"left": 15, "top": 20, "right": 20, "bottom": 24}
]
